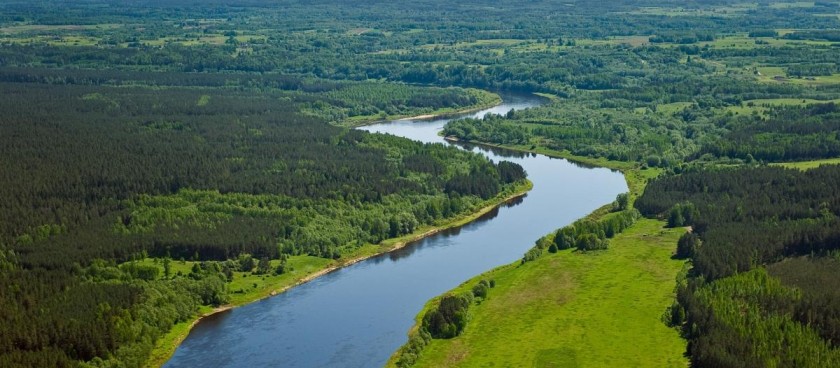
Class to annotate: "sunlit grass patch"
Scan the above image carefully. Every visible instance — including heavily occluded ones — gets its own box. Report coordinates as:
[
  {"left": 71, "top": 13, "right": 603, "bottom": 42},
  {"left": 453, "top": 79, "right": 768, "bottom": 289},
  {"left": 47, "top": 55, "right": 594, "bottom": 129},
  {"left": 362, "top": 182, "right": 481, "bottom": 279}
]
[{"left": 396, "top": 218, "right": 687, "bottom": 367}]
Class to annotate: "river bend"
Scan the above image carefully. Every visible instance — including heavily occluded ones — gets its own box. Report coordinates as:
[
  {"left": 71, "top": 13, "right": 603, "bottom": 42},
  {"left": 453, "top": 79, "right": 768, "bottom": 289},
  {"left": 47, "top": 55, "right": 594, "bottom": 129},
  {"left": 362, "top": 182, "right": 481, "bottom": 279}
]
[{"left": 164, "top": 93, "right": 627, "bottom": 367}]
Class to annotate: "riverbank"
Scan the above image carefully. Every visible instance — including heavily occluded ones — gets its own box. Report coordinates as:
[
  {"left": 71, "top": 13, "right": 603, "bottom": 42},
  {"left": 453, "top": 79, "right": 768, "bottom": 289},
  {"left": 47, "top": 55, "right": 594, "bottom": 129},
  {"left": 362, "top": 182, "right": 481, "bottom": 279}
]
[
  {"left": 336, "top": 89, "right": 502, "bottom": 128},
  {"left": 443, "top": 136, "right": 636, "bottom": 171},
  {"left": 386, "top": 152, "right": 685, "bottom": 367},
  {"left": 388, "top": 216, "right": 688, "bottom": 367},
  {"left": 379, "top": 96, "right": 705, "bottom": 365},
  {"left": 385, "top": 133, "right": 685, "bottom": 366},
  {"left": 144, "top": 179, "right": 533, "bottom": 368},
  {"left": 441, "top": 137, "right": 660, "bottom": 202}
]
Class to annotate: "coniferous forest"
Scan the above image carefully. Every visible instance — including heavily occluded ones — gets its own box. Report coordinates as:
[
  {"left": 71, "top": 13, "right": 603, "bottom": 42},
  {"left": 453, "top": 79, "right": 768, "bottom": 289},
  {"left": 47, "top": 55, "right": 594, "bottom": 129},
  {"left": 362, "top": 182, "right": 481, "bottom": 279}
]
[
  {"left": 1, "top": 0, "right": 840, "bottom": 367},
  {"left": 0, "top": 80, "right": 523, "bottom": 366},
  {"left": 637, "top": 166, "right": 840, "bottom": 367}
]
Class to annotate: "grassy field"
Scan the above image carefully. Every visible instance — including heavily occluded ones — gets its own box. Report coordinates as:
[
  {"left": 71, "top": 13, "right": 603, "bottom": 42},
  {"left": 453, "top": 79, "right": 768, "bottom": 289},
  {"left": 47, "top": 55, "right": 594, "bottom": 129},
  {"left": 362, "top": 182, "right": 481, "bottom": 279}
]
[
  {"left": 0, "top": 23, "right": 121, "bottom": 33},
  {"left": 654, "top": 102, "right": 694, "bottom": 114},
  {"left": 720, "top": 97, "right": 840, "bottom": 117},
  {"left": 771, "top": 157, "right": 840, "bottom": 170},
  {"left": 392, "top": 217, "right": 688, "bottom": 368},
  {"left": 626, "top": 5, "right": 755, "bottom": 17}
]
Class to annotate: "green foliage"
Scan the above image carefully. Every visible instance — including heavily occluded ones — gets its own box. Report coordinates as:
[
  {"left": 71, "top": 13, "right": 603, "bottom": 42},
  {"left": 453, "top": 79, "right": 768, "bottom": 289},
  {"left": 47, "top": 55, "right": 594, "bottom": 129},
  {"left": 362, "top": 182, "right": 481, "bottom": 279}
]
[
  {"left": 394, "top": 329, "right": 432, "bottom": 368},
  {"left": 683, "top": 269, "right": 840, "bottom": 367},
  {"left": 613, "top": 193, "right": 629, "bottom": 212},
  {"left": 576, "top": 233, "right": 608, "bottom": 251},
  {"left": 0, "top": 58, "right": 521, "bottom": 368},
  {"left": 394, "top": 218, "right": 687, "bottom": 367},
  {"left": 120, "top": 263, "right": 160, "bottom": 281},
  {"left": 748, "top": 30, "right": 779, "bottom": 38},
  {"left": 1, "top": 0, "right": 839, "bottom": 366},
  {"left": 255, "top": 258, "right": 272, "bottom": 275},
  {"left": 675, "top": 232, "right": 700, "bottom": 259},
  {"left": 443, "top": 114, "right": 531, "bottom": 145},
  {"left": 238, "top": 254, "right": 256, "bottom": 273},
  {"left": 768, "top": 257, "right": 840, "bottom": 347},
  {"left": 637, "top": 166, "right": 840, "bottom": 280},
  {"left": 639, "top": 166, "right": 840, "bottom": 366},
  {"left": 399, "top": 278, "right": 495, "bottom": 366},
  {"left": 496, "top": 161, "right": 527, "bottom": 184},
  {"left": 521, "top": 247, "right": 543, "bottom": 264},
  {"left": 666, "top": 202, "right": 698, "bottom": 228},
  {"left": 472, "top": 279, "right": 493, "bottom": 299},
  {"left": 422, "top": 293, "right": 474, "bottom": 339},
  {"left": 274, "top": 256, "right": 288, "bottom": 276},
  {"left": 553, "top": 226, "right": 576, "bottom": 251},
  {"left": 0, "top": 261, "right": 228, "bottom": 367},
  {"left": 701, "top": 103, "right": 840, "bottom": 162},
  {"left": 521, "top": 209, "right": 640, "bottom": 263}
]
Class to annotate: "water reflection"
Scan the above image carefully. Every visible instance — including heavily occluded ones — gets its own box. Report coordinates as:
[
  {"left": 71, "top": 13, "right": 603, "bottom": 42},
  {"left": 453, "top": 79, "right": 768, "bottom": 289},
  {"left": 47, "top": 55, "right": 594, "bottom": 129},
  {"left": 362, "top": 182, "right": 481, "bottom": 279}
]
[
  {"left": 452, "top": 141, "right": 530, "bottom": 159},
  {"left": 384, "top": 194, "right": 526, "bottom": 262}
]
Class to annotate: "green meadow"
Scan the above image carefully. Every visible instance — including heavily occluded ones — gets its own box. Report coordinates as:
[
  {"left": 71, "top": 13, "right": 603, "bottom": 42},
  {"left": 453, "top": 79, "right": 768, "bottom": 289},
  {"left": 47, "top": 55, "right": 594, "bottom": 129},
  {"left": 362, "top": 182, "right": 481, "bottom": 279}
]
[
  {"left": 394, "top": 217, "right": 687, "bottom": 368},
  {"left": 771, "top": 157, "right": 840, "bottom": 170}
]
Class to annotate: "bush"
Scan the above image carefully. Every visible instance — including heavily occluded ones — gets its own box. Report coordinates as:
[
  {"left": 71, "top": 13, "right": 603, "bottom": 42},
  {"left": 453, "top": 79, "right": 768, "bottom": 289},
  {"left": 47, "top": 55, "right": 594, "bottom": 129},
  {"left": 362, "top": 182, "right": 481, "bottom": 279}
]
[
  {"left": 675, "top": 232, "right": 700, "bottom": 259},
  {"left": 576, "top": 233, "right": 608, "bottom": 251},
  {"left": 422, "top": 293, "right": 474, "bottom": 338},
  {"left": 521, "top": 247, "right": 543, "bottom": 264}
]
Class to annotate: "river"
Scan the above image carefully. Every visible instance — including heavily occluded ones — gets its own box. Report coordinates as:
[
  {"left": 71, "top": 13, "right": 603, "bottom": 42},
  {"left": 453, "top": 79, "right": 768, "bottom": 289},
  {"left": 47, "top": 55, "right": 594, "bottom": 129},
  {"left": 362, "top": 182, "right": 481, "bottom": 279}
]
[{"left": 164, "top": 93, "right": 628, "bottom": 367}]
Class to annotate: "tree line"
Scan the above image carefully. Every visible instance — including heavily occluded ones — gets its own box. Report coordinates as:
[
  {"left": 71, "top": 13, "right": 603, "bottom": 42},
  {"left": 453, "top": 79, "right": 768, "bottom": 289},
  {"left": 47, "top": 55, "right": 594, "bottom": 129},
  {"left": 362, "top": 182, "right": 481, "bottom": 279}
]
[{"left": 636, "top": 166, "right": 840, "bottom": 366}]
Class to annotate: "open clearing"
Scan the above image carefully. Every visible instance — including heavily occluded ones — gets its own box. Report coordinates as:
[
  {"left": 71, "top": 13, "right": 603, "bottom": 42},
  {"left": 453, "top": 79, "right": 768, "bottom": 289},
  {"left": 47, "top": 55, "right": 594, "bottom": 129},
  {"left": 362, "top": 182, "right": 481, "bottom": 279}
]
[
  {"left": 771, "top": 157, "right": 840, "bottom": 170},
  {"left": 400, "top": 218, "right": 687, "bottom": 368}
]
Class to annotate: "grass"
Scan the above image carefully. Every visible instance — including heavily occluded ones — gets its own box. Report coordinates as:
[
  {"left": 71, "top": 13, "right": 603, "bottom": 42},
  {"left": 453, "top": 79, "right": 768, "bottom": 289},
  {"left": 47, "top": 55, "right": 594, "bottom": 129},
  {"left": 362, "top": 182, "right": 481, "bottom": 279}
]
[
  {"left": 769, "top": 1, "right": 816, "bottom": 9},
  {"left": 0, "top": 35, "right": 101, "bottom": 46},
  {"left": 626, "top": 4, "right": 755, "bottom": 17},
  {"left": 140, "top": 34, "right": 266, "bottom": 47},
  {"left": 745, "top": 98, "right": 840, "bottom": 106},
  {"left": 0, "top": 23, "right": 121, "bottom": 33},
  {"left": 770, "top": 157, "right": 840, "bottom": 170},
  {"left": 196, "top": 95, "right": 211, "bottom": 107},
  {"left": 752, "top": 63, "right": 840, "bottom": 87},
  {"left": 391, "top": 218, "right": 688, "bottom": 368},
  {"left": 655, "top": 102, "right": 694, "bottom": 114},
  {"left": 574, "top": 35, "right": 650, "bottom": 47},
  {"left": 719, "top": 97, "right": 840, "bottom": 117},
  {"left": 143, "top": 179, "right": 533, "bottom": 367}
]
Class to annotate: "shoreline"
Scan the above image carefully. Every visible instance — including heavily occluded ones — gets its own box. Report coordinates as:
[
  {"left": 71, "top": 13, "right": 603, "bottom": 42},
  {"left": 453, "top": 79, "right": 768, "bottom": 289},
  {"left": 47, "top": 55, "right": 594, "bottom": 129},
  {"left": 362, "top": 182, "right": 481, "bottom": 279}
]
[
  {"left": 148, "top": 92, "right": 527, "bottom": 367},
  {"left": 342, "top": 97, "right": 503, "bottom": 128},
  {"left": 382, "top": 145, "right": 645, "bottom": 366},
  {"left": 442, "top": 136, "right": 636, "bottom": 172},
  {"left": 146, "top": 179, "right": 533, "bottom": 367}
]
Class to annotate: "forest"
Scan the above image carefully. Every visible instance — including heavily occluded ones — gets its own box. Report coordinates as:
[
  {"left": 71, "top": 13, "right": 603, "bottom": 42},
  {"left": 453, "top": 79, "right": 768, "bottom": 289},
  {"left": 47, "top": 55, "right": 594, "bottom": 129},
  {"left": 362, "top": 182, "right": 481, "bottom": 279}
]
[
  {"left": 636, "top": 166, "right": 840, "bottom": 366},
  {"left": 0, "top": 59, "right": 523, "bottom": 368},
  {"left": 1, "top": 0, "right": 839, "bottom": 366}
]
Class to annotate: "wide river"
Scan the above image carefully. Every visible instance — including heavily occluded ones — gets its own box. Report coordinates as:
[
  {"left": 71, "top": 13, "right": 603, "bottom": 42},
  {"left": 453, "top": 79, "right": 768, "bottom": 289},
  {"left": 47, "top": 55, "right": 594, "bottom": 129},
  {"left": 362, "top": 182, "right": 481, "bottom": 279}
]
[{"left": 164, "top": 94, "right": 627, "bottom": 367}]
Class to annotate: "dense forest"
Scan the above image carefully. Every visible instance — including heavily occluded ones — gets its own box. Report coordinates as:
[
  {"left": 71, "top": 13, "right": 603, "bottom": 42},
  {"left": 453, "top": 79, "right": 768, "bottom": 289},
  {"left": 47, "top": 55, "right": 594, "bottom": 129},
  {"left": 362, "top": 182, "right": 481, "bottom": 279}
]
[
  {"left": 0, "top": 81, "right": 524, "bottom": 366},
  {"left": 1, "top": 0, "right": 839, "bottom": 366},
  {"left": 636, "top": 166, "right": 840, "bottom": 366}
]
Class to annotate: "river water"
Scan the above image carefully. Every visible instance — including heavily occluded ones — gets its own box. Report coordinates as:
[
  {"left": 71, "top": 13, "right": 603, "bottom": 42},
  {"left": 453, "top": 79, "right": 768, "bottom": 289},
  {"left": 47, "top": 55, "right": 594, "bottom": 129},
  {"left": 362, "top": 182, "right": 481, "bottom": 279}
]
[{"left": 164, "top": 94, "right": 627, "bottom": 367}]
